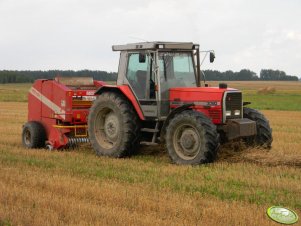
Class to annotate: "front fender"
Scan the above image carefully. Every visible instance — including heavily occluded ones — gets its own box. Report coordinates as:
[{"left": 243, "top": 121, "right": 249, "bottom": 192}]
[
  {"left": 95, "top": 85, "right": 145, "bottom": 120},
  {"left": 160, "top": 104, "right": 194, "bottom": 142}
]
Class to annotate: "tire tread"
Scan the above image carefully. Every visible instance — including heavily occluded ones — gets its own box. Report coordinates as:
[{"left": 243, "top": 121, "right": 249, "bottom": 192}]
[
  {"left": 165, "top": 110, "right": 219, "bottom": 165},
  {"left": 22, "top": 121, "right": 46, "bottom": 148},
  {"left": 243, "top": 107, "right": 273, "bottom": 148},
  {"left": 88, "top": 92, "right": 140, "bottom": 157}
]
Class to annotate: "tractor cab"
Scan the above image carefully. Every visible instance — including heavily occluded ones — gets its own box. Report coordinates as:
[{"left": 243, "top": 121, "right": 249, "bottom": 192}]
[{"left": 112, "top": 42, "right": 211, "bottom": 120}]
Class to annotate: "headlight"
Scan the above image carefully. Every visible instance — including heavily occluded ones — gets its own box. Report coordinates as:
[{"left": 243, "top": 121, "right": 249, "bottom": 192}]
[
  {"left": 226, "top": 111, "right": 231, "bottom": 116},
  {"left": 234, "top": 110, "right": 240, "bottom": 116}
]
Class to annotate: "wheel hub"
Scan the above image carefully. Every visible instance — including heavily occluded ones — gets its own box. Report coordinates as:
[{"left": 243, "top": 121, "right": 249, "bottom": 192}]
[
  {"left": 173, "top": 124, "right": 202, "bottom": 161},
  {"left": 24, "top": 129, "right": 31, "bottom": 145},
  {"left": 104, "top": 112, "right": 119, "bottom": 141},
  {"left": 179, "top": 129, "right": 199, "bottom": 153},
  {"left": 181, "top": 134, "right": 195, "bottom": 149}
]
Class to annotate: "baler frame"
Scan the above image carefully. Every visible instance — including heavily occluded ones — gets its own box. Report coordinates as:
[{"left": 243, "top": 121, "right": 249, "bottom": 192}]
[{"left": 22, "top": 76, "right": 104, "bottom": 150}]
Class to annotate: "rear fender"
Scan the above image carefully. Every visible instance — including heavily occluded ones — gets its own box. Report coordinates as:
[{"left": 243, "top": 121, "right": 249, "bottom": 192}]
[
  {"left": 95, "top": 85, "right": 145, "bottom": 120},
  {"left": 160, "top": 104, "right": 194, "bottom": 141}
]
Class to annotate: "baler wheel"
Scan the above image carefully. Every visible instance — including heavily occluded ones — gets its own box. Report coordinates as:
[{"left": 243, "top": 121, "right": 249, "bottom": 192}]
[
  {"left": 22, "top": 121, "right": 46, "bottom": 148},
  {"left": 243, "top": 107, "right": 273, "bottom": 148},
  {"left": 88, "top": 92, "right": 140, "bottom": 157},
  {"left": 165, "top": 110, "right": 219, "bottom": 165}
]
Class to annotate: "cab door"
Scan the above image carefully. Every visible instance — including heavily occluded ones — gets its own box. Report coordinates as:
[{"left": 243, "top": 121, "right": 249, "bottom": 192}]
[{"left": 125, "top": 52, "right": 158, "bottom": 118}]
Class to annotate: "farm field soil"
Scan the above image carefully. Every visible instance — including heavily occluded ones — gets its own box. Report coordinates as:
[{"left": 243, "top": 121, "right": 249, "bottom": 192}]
[
  {"left": 0, "top": 102, "right": 300, "bottom": 226},
  {"left": 0, "top": 83, "right": 31, "bottom": 102}
]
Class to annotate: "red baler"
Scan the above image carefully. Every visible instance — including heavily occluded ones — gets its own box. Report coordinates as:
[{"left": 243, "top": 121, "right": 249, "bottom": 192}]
[{"left": 22, "top": 77, "right": 104, "bottom": 150}]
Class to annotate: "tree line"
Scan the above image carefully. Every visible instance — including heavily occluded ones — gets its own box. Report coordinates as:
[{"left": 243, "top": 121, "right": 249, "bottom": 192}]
[
  {"left": 0, "top": 69, "right": 299, "bottom": 84},
  {"left": 202, "top": 69, "right": 299, "bottom": 81},
  {"left": 0, "top": 70, "right": 117, "bottom": 84}
]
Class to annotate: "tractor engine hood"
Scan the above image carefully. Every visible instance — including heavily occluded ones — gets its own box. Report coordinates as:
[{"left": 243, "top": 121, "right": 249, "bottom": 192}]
[
  {"left": 169, "top": 87, "right": 239, "bottom": 106},
  {"left": 169, "top": 87, "right": 241, "bottom": 124}
]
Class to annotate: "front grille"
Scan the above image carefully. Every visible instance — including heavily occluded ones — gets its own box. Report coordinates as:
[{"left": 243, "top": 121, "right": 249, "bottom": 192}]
[
  {"left": 209, "top": 110, "right": 220, "bottom": 120},
  {"left": 225, "top": 92, "right": 242, "bottom": 119}
]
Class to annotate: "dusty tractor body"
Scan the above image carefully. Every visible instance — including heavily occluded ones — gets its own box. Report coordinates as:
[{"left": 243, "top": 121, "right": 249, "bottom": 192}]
[{"left": 23, "top": 42, "right": 272, "bottom": 164}]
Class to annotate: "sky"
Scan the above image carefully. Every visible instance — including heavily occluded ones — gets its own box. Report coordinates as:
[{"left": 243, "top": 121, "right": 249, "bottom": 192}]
[{"left": 1, "top": 0, "right": 301, "bottom": 77}]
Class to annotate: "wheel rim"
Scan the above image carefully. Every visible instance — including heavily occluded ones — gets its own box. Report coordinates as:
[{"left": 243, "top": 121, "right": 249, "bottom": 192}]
[
  {"left": 94, "top": 108, "right": 120, "bottom": 149},
  {"left": 173, "top": 124, "right": 201, "bottom": 160},
  {"left": 24, "top": 129, "right": 31, "bottom": 146}
]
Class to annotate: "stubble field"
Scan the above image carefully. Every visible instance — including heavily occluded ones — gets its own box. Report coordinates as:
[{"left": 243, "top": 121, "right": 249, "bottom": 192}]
[{"left": 0, "top": 81, "right": 300, "bottom": 226}]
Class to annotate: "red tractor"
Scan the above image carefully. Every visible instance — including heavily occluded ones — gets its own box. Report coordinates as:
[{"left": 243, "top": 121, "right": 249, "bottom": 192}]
[{"left": 22, "top": 42, "right": 272, "bottom": 165}]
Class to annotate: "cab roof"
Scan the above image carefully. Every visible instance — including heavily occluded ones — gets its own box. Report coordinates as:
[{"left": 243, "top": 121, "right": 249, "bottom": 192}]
[{"left": 112, "top": 41, "right": 199, "bottom": 51}]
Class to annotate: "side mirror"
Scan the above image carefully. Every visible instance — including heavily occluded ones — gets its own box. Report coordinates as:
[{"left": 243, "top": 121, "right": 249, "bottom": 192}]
[
  {"left": 139, "top": 53, "right": 146, "bottom": 63},
  {"left": 210, "top": 52, "right": 215, "bottom": 63}
]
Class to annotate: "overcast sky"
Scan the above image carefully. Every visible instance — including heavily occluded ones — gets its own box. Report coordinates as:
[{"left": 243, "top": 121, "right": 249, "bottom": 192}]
[{"left": 1, "top": 0, "right": 300, "bottom": 76}]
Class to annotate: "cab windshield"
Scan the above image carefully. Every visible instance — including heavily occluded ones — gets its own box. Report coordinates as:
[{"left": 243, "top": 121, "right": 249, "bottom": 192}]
[{"left": 159, "top": 52, "right": 196, "bottom": 87}]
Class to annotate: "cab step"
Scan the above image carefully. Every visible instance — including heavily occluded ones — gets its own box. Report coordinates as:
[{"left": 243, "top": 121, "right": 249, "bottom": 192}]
[{"left": 141, "top": 128, "right": 159, "bottom": 133}]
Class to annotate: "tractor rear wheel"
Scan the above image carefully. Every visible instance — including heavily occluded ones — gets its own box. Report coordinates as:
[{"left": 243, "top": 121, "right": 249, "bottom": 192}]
[
  {"left": 165, "top": 110, "right": 219, "bottom": 165},
  {"left": 88, "top": 92, "right": 140, "bottom": 158},
  {"left": 22, "top": 121, "right": 46, "bottom": 148},
  {"left": 243, "top": 107, "right": 272, "bottom": 148}
]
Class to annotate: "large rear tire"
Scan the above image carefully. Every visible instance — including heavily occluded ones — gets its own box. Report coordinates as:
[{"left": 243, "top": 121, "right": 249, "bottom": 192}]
[
  {"left": 165, "top": 111, "right": 219, "bottom": 165},
  {"left": 22, "top": 121, "right": 46, "bottom": 148},
  {"left": 243, "top": 107, "right": 272, "bottom": 148},
  {"left": 88, "top": 92, "right": 140, "bottom": 158}
]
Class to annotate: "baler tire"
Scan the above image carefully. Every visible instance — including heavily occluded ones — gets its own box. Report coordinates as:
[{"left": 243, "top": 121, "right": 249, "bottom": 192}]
[
  {"left": 88, "top": 92, "right": 140, "bottom": 158},
  {"left": 165, "top": 110, "right": 219, "bottom": 165},
  {"left": 243, "top": 107, "right": 273, "bottom": 149},
  {"left": 22, "top": 121, "right": 46, "bottom": 148}
]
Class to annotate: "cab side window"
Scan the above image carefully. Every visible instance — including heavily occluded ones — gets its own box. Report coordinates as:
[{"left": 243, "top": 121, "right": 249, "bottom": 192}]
[{"left": 126, "top": 53, "right": 155, "bottom": 99}]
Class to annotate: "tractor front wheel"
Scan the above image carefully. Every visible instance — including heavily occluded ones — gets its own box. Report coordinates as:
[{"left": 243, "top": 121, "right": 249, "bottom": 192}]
[
  {"left": 88, "top": 92, "right": 140, "bottom": 158},
  {"left": 243, "top": 107, "right": 273, "bottom": 148},
  {"left": 22, "top": 121, "right": 46, "bottom": 148},
  {"left": 165, "top": 111, "right": 219, "bottom": 165}
]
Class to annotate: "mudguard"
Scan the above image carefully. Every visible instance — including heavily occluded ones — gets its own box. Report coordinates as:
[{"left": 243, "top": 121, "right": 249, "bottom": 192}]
[
  {"left": 160, "top": 104, "right": 194, "bottom": 141},
  {"left": 95, "top": 85, "right": 145, "bottom": 120}
]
